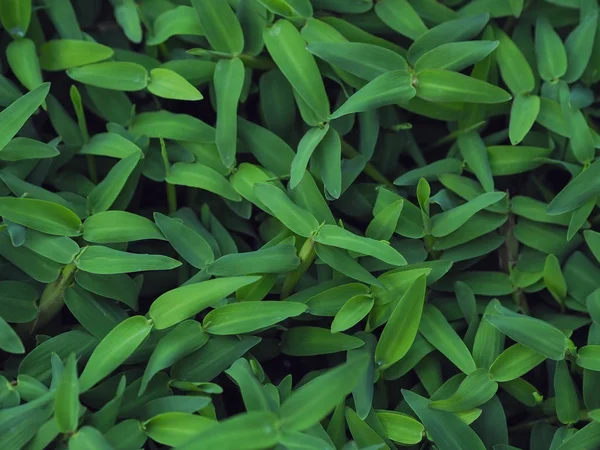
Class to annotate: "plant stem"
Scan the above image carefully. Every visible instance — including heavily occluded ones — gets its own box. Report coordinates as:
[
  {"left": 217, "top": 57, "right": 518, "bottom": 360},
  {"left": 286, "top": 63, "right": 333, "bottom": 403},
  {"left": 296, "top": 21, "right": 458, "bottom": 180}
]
[
  {"left": 17, "top": 262, "right": 77, "bottom": 336},
  {"left": 281, "top": 237, "right": 316, "bottom": 299}
]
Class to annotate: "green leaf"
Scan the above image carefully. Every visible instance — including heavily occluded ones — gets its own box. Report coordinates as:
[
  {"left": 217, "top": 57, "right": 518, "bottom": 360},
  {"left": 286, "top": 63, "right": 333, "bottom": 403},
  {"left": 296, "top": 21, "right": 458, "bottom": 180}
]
[
  {"left": 166, "top": 162, "right": 241, "bottom": 202},
  {"left": 416, "top": 69, "right": 511, "bottom": 104},
  {"left": 419, "top": 304, "right": 477, "bottom": 374},
  {"left": 264, "top": 19, "right": 330, "bottom": 122},
  {"left": 79, "top": 132, "right": 142, "bottom": 159},
  {"left": 140, "top": 320, "right": 208, "bottom": 395},
  {"left": 544, "top": 254, "right": 567, "bottom": 304},
  {"left": 509, "top": 93, "right": 540, "bottom": 146},
  {"left": 485, "top": 304, "right": 570, "bottom": 360},
  {"left": 0, "top": 280, "right": 38, "bottom": 323},
  {"left": 0, "top": 83, "right": 49, "bottom": 152},
  {"left": 430, "top": 369, "right": 498, "bottom": 412},
  {"left": 547, "top": 159, "right": 600, "bottom": 215},
  {"left": 375, "top": 275, "right": 426, "bottom": 369},
  {"left": 76, "top": 245, "right": 181, "bottom": 275},
  {"left": 208, "top": 244, "right": 300, "bottom": 276},
  {"left": 407, "top": 13, "right": 489, "bottom": 64},
  {"left": 79, "top": 316, "right": 153, "bottom": 392},
  {"left": 281, "top": 326, "right": 364, "bottom": 356},
  {"left": 307, "top": 42, "right": 407, "bottom": 81},
  {"left": 204, "top": 300, "right": 306, "bottom": 335},
  {"left": 395, "top": 158, "right": 463, "bottom": 186},
  {"left": 576, "top": 345, "right": 600, "bottom": 371},
  {"left": 290, "top": 125, "right": 330, "bottom": 189},
  {"left": 331, "top": 294, "right": 374, "bottom": 333},
  {"left": 0, "top": 197, "right": 81, "bottom": 236},
  {"left": 487, "top": 145, "right": 552, "bottom": 176},
  {"left": 313, "top": 127, "right": 342, "bottom": 199},
  {"left": 130, "top": 111, "right": 215, "bottom": 143},
  {"left": 330, "top": 70, "right": 415, "bottom": 119},
  {"left": 314, "top": 224, "right": 406, "bottom": 266},
  {"left": 68, "top": 426, "right": 113, "bottom": 450},
  {"left": 280, "top": 355, "right": 369, "bottom": 432},
  {"left": 494, "top": 27, "right": 534, "bottom": 94},
  {"left": 0, "top": 315, "right": 24, "bottom": 354},
  {"left": 376, "top": 410, "right": 424, "bottom": 445},
  {"left": 149, "top": 276, "right": 260, "bottom": 329},
  {"left": 39, "top": 40, "right": 113, "bottom": 71},
  {"left": 54, "top": 354, "right": 79, "bottom": 433},
  {"left": 64, "top": 286, "right": 127, "bottom": 340},
  {"left": 6, "top": 38, "right": 43, "bottom": 93},
  {"left": 191, "top": 0, "right": 244, "bottom": 54},
  {"left": 0, "top": 137, "right": 59, "bottom": 162},
  {"left": 564, "top": 11, "right": 598, "bottom": 83},
  {"left": 172, "top": 335, "right": 260, "bottom": 382},
  {"left": 67, "top": 62, "right": 148, "bottom": 91},
  {"left": 414, "top": 40, "right": 499, "bottom": 73},
  {"left": 374, "top": 0, "right": 427, "bottom": 40},
  {"left": 0, "top": 395, "right": 54, "bottom": 450},
  {"left": 555, "top": 359, "right": 580, "bottom": 425},
  {"left": 214, "top": 58, "right": 245, "bottom": 167},
  {"left": 254, "top": 183, "right": 319, "bottom": 237},
  {"left": 403, "top": 390, "right": 486, "bottom": 450},
  {"left": 84, "top": 211, "right": 164, "bottom": 244},
  {"left": 431, "top": 192, "right": 506, "bottom": 237},
  {"left": 0, "top": 0, "right": 31, "bottom": 37},
  {"left": 490, "top": 343, "right": 546, "bottom": 383},
  {"left": 114, "top": 0, "right": 141, "bottom": 43},
  {"left": 147, "top": 68, "right": 203, "bottom": 101},
  {"left": 147, "top": 6, "right": 205, "bottom": 46},
  {"left": 315, "top": 244, "right": 381, "bottom": 286},
  {"left": 154, "top": 212, "right": 214, "bottom": 269},
  {"left": 175, "top": 412, "right": 280, "bottom": 450},
  {"left": 225, "top": 358, "right": 271, "bottom": 412},
  {"left": 559, "top": 83, "right": 595, "bottom": 164},
  {"left": 144, "top": 412, "right": 214, "bottom": 447},
  {"left": 535, "top": 16, "right": 567, "bottom": 81},
  {"left": 88, "top": 152, "right": 141, "bottom": 214}
]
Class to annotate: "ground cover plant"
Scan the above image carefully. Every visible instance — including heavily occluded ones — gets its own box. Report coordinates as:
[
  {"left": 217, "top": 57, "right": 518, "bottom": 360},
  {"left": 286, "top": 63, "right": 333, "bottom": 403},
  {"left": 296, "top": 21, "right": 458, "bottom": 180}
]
[{"left": 0, "top": 0, "right": 600, "bottom": 449}]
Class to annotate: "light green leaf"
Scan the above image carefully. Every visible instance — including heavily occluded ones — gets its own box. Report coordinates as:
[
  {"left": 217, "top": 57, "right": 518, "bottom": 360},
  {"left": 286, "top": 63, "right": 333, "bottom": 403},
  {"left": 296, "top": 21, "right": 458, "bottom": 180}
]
[
  {"left": 254, "top": 183, "right": 320, "bottom": 237},
  {"left": 0, "top": 83, "right": 49, "bottom": 152},
  {"left": 204, "top": 301, "right": 307, "bottom": 335},
  {"left": 0, "top": 197, "right": 81, "bottom": 236},
  {"left": 535, "top": 16, "right": 567, "bottom": 81},
  {"left": 280, "top": 355, "right": 369, "bottom": 432},
  {"left": 67, "top": 62, "right": 148, "bottom": 91},
  {"left": 78, "top": 316, "right": 153, "bottom": 392},
  {"left": 84, "top": 211, "right": 164, "bottom": 244},
  {"left": 140, "top": 320, "right": 208, "bottom": 395},
  {"left": 375, "top": 275, "right": 426, "bottom": 369},
  {"left": 264, "top": 19, "right": 330, "bottom": 122},
  {"left": 330, "top": 70, "right": 415, "bottom": 119},
  {"left": 149, "top": 276, "right": 260, "bottom": 329},
  {"left": 290, "top": 125, "right": 329, "bottom": 189},
  {"left": 39, "top": 40, "right": 113, "bottom": 71},
  {"left": 54, "top": 354, "right": 79, "bottom": 433},
  {"left": 147, "top": 68, "right": 203, "bottom": 101},
  {"left": 191, "top": 0, "right": 244, "bottom": 54},
  {"left": 374, "top": 0, "right": 427, "bottom": 40},
  {"left": 509, "top": 94, "right": 540, "bottom": 145},
  {"left": 431, "top": 192, "right": 506, "bottom": 237},
  {"left": 416, "top": 69, "right": 511, "bottom": 104},
  {"left": 76, "top": 245, "right": 181, "bottom": 275},
  {"left": 214, "top": 58, "right": 245, "bottom": 167},
  {"left": 419, "top": 304, "right": 477, "bottom": 374}
]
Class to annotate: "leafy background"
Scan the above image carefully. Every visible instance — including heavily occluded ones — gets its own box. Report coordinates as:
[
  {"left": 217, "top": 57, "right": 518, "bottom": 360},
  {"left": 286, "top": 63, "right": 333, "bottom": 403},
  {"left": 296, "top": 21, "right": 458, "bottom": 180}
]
[{"left": 0, "top": 0, "right": 599, "bottom": 449}]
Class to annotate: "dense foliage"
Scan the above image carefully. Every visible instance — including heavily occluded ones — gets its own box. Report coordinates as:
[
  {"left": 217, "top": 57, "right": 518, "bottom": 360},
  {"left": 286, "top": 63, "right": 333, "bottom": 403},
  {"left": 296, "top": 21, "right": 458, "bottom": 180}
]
[{"left": 0, "top": 0, "right": 600, "bottom": 449}]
